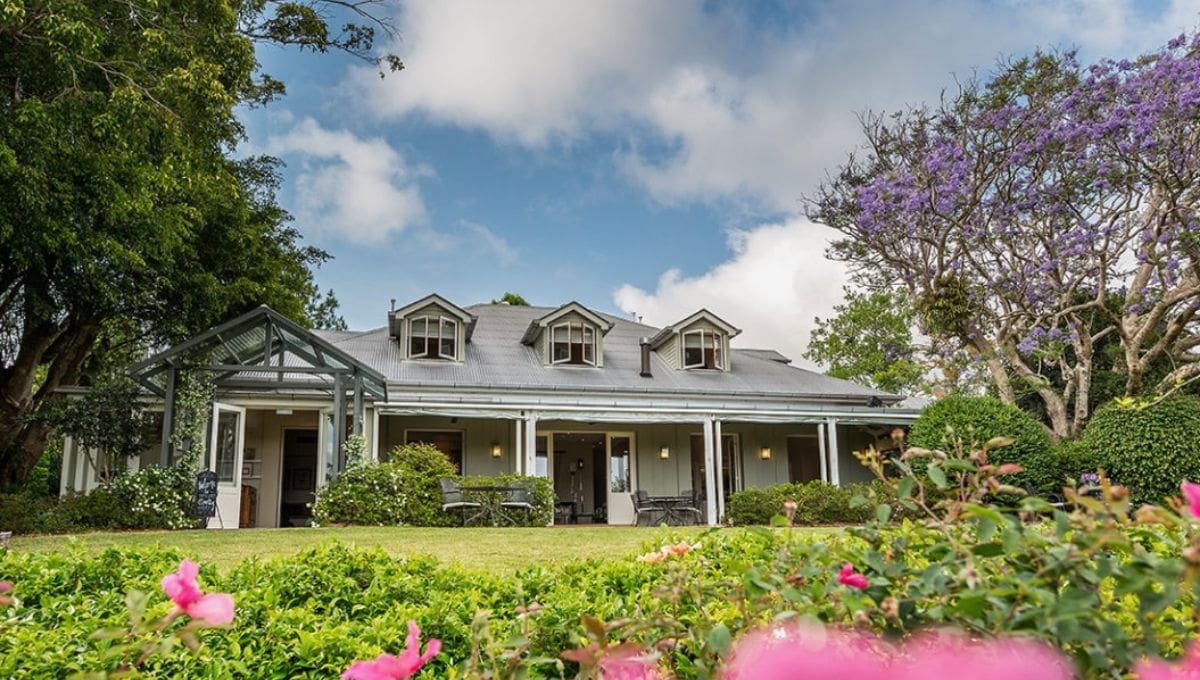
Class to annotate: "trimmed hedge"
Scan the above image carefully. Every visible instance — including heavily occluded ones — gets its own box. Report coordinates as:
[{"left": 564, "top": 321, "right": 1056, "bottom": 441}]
[
  {"left": 726, "top": 480, "right": 903, "bottom": 526},
  {"left": 1022, "top": 439, "right": 1103, "bottom": 498},
  {"left": 1082, "top": 395, "right": 1200, "bottom": 502},
  {"left": 908, "top": 395, "right": 1052, "bottom": 487}
]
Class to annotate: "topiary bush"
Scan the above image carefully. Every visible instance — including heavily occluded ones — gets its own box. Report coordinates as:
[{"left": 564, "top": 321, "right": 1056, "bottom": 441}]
[
  {"left": 907, "top": 394, "right": 1052, "bottom": 488},
  {"left": 726, "top": 481, "right": 892, "bottom": 525},
  {"left": 1082, "top": 395, "right": 1200, "bottom": 502},
  {"left": 1022, "top": 439, "right": 1103, "bottom": 498}
]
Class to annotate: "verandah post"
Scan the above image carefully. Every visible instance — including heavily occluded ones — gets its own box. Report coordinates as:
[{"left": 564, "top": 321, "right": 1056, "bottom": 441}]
[
  {"left": 159, "top": 365, "right": 178, "bottom": 466},
  {"left": 702, "top": 417, "right": 718, "bottom": 526}
]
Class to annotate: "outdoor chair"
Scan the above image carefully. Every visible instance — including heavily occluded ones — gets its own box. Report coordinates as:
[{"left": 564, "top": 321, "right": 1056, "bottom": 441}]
[
  {"left": 499, "top": 482, "right": 536, "bottom": 525},
  {"left": 440, "top": 478, "right": 482, "bottom": 526},
  {"left": 631, "top": 490, "right": 665, "bottom": 527},
  {"left": 674, "top": 489, "right": 703, "bottom": 525}
]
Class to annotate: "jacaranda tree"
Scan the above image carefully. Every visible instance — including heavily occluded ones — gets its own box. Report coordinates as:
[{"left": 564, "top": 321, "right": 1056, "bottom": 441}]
[{"left": 809, "top": 36, "right": 1200, "bottom": 439}]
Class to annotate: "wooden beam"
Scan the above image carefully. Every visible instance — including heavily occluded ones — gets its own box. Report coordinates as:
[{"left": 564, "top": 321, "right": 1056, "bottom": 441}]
[{"left": 159, "top": 366, "right": 178, "bottom": 466}]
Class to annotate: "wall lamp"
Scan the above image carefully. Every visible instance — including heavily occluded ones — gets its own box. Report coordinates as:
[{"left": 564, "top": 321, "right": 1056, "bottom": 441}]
[
  {"left": 759, "top": 446, "right": 772, "bottom": 460},
  {"left": 659, "top": 445, "right": 671, "bottom": 460},
  {"left": 491, "top": 442, "right": 502, "bottom": 458}
]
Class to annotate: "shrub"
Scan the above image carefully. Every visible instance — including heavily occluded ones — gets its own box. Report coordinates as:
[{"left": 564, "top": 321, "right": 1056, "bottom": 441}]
[
  {"left": 907, "top": 394, "right": 1052, "bottom": 487},
  {"left": 726, "top": 481, "right": 877, "bottom": 526},
  {"left": 388, "top": 442, "right": 461, "bottom": 526},
  {"left": 1082, "top": 395, "right": 1200, "bottom": 502},
  {"left": 1022, "top": 439, "right": 1103, "bottom": 497}
]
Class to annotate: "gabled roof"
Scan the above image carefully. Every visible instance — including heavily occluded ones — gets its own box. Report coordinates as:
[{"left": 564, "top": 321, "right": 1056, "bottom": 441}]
[
  {"left": 128, "top": 305, "right": 388, "bottom": 399},
  {"left": 519, "top": 301, "right": 615, "bottom": 344},
  {"left": 648, "top": 308, "right": 742, "bottom": 349},
  {"left": 388, "top": 293, "right": 478, "bottom": 340},
  {"left": 739, "top": 348, "right": 792, "bottom": 364}
]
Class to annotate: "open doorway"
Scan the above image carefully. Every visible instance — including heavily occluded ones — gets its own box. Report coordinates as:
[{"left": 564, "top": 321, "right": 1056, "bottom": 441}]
[
  {"left": 280, "top": 428, "right": 318, "bottom": 527},
  {"left": 548, "top": 431, "right": 636, "bottom": 525}
]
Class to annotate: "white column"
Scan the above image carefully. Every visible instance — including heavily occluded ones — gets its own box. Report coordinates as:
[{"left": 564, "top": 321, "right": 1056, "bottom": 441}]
[
  {"left": 524, "top": 413, "right": 539, "bottom": 477},
  {"left": 817, "top": 422, "right": 828, "bottom": 483},
  {"left": 703, "top": 418, "right": 718, "bottom": 526},
  {"left": 713, "top": 420, "right": 725, "bottom": 523},
  {"left": 512, "top": 418, "right": 523, "bottom": 474},
  {"left": 826, "top": 418, "right": 841, "bottom": 486},
  {"left": 369, "top": 408, "right": 381, "bottom": 462},
  {"left": 60, "top": 436, "right": 74, "bottom": 496}
]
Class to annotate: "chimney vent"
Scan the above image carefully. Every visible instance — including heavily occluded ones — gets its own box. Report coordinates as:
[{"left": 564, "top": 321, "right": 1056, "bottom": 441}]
[
  {"left": 390, "top": 298, "right": 396, "bottom": 312},
  {"left": 639, "top": 337, "right": 652, "bottom": 378}
]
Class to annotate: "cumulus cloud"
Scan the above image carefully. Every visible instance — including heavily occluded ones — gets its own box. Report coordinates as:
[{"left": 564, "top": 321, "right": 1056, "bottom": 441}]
[
  {"left": 266, "top": 117, "right": 431, "bottom": 244},
  {"left": 614, "top": 220, "right": 846, "bottom": 368}
]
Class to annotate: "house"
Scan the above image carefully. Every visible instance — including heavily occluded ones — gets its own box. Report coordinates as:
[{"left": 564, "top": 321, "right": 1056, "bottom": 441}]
[{"left": 59, "top": 295, "right": 921, "bottom": 528}]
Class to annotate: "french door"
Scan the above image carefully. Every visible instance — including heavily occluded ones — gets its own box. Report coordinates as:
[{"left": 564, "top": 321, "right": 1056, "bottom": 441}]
[
  {"left": 207, "top": 403, "right": 246, "bottom": 529},
  {"left": 606, "top": 433, "right": 636, "bottom": 525}
]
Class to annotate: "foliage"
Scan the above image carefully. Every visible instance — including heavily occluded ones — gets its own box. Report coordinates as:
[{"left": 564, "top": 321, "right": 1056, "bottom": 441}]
[
  {"left": 341, "top": 434, "right": 368, "bottom": 469},
  {"left": 726, "top": 480, "right": 881, "bottom": 526},
  {"left": 0, "top": 464, "right": 195, "bottom": 534},
  {"left": 808, "top": 35, "right": 1200, "bottom": 439},
  {"left": 306, "top": 288, "right": 348, "bottom": 331},
  {"left": 908, "top": 395, "right": 1051, "bottom": 489},
  {"left": 41, "top": 378, "right": 157, "bottom": 479},
  {"left": 169, "top": 371, "right": 214, "bottom": 465},
  {"left": 1022, "top": 438, "right": 1104, "bottom": 498},
  {"left": 491, "top": 293, "right": 530, "bottom": 306},
  {"left": 804, "top": 289, "right": 925, "bottom": 394},
  {"left": 1082, "top": 395, "right": 1200, "bottom": 503},
  {"left": 0, "top": 0, "right": 398, "bottom": 486}
]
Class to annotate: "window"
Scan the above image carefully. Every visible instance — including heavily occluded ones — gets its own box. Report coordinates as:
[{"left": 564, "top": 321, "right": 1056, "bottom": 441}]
[
  {"left": 682, "top": 329, "right": 724, "bottom": 369},
  {"left": 408, "top": 316, "right": 458, "bottom": 360},
  {"left": 551, "top": 321, "right": 598, "bottom": 366},
  {"left": 405, "top": 430, "right": 464, "bottom": 474}
]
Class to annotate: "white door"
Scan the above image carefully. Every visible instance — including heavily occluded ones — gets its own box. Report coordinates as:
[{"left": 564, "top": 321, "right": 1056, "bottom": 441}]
[
  {"left": 607, "top": 433, "right": 636, "bottom": 525},
  {"left": 207, "top": 403, "right": 246, "bottom": 529}
]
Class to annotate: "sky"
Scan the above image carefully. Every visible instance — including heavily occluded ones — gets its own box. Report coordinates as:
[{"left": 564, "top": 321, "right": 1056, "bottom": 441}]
[{"left": 244, "top": 0, "right": 1200, "bottom": 368}]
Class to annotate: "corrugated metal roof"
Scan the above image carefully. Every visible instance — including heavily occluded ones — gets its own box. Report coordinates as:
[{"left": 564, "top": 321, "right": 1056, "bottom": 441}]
[{"left": 314, "top": 304, "right": 896, "bottom": 403}]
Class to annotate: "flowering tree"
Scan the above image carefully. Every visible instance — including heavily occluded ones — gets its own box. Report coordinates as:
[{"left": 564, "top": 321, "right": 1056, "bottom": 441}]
[{"left": 808, "top": 36, "right": 1200, "bottom": 439}]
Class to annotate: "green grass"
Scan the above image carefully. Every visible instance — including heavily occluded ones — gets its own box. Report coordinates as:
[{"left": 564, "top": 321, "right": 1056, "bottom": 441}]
[
  {"left": 6, "top": 526, "right": 706, "bottom": 574},
  {"left": 8, "top": 526, "right": 840, "bottom": 574}
]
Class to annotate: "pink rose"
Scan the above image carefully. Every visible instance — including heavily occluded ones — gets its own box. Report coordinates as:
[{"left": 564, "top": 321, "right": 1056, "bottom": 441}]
[
  {"left": 343, "top": 620, "right": 441, "bottom": 680},
  {"left": 1134, "top": 641, "right": 1200, "bottom": 679},
  {"left": 1181, "top": 481, "right": 1200, "bottom": 519},
  {"left": 837, "top": 563, "right": 870, "bottom": 590},
  {"left": 160, "top": 560, "right": 234, "bottom": 626}
]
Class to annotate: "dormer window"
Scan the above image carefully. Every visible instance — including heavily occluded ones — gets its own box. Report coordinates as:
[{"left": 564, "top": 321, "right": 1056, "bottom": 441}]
[
  {"left": 552, "top": 321, "right": 597, "bottom": 366},
  {"left": 409, "top": 316, "right": 458, "bottom": 360},
  {"left": 683, "top": 329, "right": 724, "bottom": 369}
]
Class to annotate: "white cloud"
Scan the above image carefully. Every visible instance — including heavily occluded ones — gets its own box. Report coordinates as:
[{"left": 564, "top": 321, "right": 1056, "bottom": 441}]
[
  {"left": 266, "top": 117, "right": 430, "bottom": 244},
  {"left": 463, "top": 221, "right": 519, "bottom": 266},
  {"left": 614, "top": 220, "right": 845, "bottom": 368}
]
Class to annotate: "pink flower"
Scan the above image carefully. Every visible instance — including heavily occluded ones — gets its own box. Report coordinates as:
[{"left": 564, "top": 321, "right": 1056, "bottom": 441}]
[
  {"left": 720, "top": 623, "right": 891, "bottom": 679},
  {"left": 342, "top": 620, "right": 441, "bottom": 680},
  {"left": 637, "top": 542, "right": 701, "bottom": 564},
  {"left": 837, "top": 563, "right": 870, "bottom": 590},
  {"left": 160, "top": 560, "right": 234, "bottom": 626},
  {"left": 0, "top": 581, "right": 12, "bottom": 607},
  {"left": 598, "top": 646, "right": 670, "bottom": 680},
  {"left": 1181, "top": 481, "right": 1200, "bottom": 519},
  {"left": 895, "top": 631, "right": 1074, "bottom": 680},
  {"left": 1134, "top": 641, "right": 1200, "bottom": 679},
  {"left": 783, "top": 500, "right": 798, "bottom": 523}
]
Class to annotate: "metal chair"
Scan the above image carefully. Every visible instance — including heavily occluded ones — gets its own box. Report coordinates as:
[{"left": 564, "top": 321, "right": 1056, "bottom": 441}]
[
  {"left": 440, "top": 478, "right": 482, "bottom": 526},
  {"left": 674, "top": 488, "right": 703, "bottom": 526},
  {"left": 631, "top": 490, "right": 665, "bottom": 527},
  {"left": 499, "top": 482, "right": 536, "bottom": 525}
]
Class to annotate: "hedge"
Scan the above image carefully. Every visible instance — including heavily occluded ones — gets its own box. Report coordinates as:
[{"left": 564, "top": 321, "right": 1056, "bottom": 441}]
[
  {"left": 908, "top": 394, "right": 1052, "bottom": 488},
  {"left": 1082, "top": 395, "right": 1200, "bottom": 502},
  {"left": 725, "top": 480, "right": 911, "bottom": 526}
]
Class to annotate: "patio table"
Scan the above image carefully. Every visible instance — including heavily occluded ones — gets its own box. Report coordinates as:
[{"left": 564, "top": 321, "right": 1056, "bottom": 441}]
[
  {"left": 648, "top": 496, "right": 701, "bottom": 526},
  {"left": 461, "top": 485, "right": 523, "bottom": 527}
]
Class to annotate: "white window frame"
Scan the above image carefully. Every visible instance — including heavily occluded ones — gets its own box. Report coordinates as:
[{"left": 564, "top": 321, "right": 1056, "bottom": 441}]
[
  {"left": 408, "top": 315, "right": 458, "bottom": 360},
  {"left": 550, "top": 320, "right": 598, "bottom": 367},
  {"left": 682, "top": 329, "right": 725, "bottom": 370}
]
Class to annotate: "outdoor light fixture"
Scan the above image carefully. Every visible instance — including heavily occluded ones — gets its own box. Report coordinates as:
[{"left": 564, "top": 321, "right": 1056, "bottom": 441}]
[
  {"left": 659, "top": 445, "right": 670, "bottom": 459},
  {"left": 759, "top": 446, "right": 772, "bottom": 460},
  {"left": 491, "top": 442, "right": 502, "bottom": 458}
]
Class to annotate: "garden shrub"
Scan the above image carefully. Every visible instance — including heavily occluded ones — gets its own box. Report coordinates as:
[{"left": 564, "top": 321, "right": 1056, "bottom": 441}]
[
  {"left": 726, "top": 480, "right": 878, "bottom": 525},
  {"left": 907, "top": 394, "right": 1051, "bottom": 487},
  {"left": 1082, "top": 394, "right": 1200, "bottom": 502},
  {"left": 1022, "top": 438, "right": 1103, "bottom": 497}
]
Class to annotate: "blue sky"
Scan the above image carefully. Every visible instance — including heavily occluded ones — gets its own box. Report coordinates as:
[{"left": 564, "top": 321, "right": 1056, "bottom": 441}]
[{"left": 243, "top": 0, "right": 1198, "bottom": 366}]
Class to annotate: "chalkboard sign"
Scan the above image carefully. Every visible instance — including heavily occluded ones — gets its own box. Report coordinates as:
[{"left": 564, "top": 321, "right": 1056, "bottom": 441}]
[{"left": 194, "top": 470, "right": 219, "bottom": 520}]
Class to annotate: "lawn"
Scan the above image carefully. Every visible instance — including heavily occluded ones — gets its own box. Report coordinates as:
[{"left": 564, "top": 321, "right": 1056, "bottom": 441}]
[{"left": 7, "top": 525, "right": 733, "bottom": 573}]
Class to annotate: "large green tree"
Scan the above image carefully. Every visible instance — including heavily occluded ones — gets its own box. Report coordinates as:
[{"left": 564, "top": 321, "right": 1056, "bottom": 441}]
[
  {"left": 804, "top": 289, "right": 923, "bottom": 395},
  {"left": 0, "top": 0, "right": 398, "bottom": 485}
]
